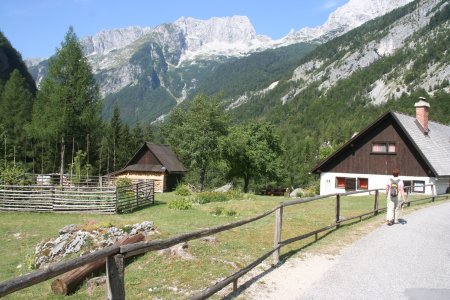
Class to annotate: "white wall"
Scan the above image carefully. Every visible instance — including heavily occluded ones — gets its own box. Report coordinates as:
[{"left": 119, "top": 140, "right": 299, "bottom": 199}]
[{"left": 319, "top": 172, "right": 438, "bottom": 195}]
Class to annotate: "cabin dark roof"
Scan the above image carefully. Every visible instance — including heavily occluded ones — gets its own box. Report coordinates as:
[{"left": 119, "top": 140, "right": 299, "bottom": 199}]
[
  {"left": 143, "top": 143, "right": 186, "bottom": 173},
  {"left": 109, "top": 143, "right": 186, "bottom": 176},
  {"left": 312, "top": 111, "right": 450, "bottom": 176}
]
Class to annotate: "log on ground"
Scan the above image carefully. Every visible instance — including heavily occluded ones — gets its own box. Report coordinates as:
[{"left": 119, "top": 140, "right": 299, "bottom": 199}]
[{"left": 51, "top": 233, "right": 145, "bottom": 295}]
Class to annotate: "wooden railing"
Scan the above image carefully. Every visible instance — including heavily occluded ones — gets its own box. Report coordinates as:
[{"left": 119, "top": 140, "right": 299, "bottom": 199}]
[{"left": 0, "top": 184, "right": 448, "bottom": 299}]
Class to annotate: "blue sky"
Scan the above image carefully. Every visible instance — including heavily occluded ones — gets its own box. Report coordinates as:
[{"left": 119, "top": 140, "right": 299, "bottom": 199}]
[{"left": 0, "top": 0, "right": 348, "bottom": 59}]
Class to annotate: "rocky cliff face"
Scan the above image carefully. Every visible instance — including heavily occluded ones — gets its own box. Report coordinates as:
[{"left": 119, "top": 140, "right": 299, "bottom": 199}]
[
  {"left": 284, "top": 0, "right": 447, "bottom": 105},
  {"left": 81, "top": 26, "right": 152, "bottom": 56}
]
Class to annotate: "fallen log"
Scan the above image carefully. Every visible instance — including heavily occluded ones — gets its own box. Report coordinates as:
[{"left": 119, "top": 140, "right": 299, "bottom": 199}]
[{"left": 51, "top": 233, "right": 145, "bottom": 295}]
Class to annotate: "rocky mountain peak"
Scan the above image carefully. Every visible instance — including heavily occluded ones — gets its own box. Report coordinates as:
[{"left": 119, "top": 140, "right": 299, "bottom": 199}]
[
  {"left": 284, "top": 0, "right": 414, "bottom": 43},
  {"left": 80, "top": 26, "right": 152, "bottom": 56}
]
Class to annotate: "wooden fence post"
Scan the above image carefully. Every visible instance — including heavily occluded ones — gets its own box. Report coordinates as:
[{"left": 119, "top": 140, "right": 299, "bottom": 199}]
[
  {"left": 106, "top": 254, "right": 125, "bottom": 300},
  {"left": 273, "top": 205, "right": 283, "bottom": 265},
  {"left": 374, "top": 190, "right": 379, "bottom": 216},
  {"left": 136, "top": 183, "right": 139, "bottom": 208},
  {"left": 431, "top": 184, "right": 435, "bottom": 202},
  {"left": 335, "top": 194, "right": 341, "bottom": 228},
  {"left": 115, "top": 187, "right": 119, "bottom": 214}
]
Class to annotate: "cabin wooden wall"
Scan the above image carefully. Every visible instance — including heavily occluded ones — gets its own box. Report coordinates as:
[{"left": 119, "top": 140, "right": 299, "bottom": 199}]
[{"left": 323, "top": 119, "right": 432, "bottom": 176}]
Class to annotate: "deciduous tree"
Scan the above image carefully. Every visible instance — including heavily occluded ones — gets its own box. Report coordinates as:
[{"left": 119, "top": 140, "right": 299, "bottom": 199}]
[{"left": 164, "top": 94, "right": 229, "bottom": 191}]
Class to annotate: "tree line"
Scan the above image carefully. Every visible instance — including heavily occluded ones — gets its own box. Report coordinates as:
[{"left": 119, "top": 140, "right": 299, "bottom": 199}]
[{"left": 0, "top": 28, "right": 284, "bottom": 192}]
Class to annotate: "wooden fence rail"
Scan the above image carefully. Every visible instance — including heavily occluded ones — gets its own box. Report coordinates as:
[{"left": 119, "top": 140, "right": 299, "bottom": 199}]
[{"left": 0, "top": 184, "right": 448, "bottom": 299}]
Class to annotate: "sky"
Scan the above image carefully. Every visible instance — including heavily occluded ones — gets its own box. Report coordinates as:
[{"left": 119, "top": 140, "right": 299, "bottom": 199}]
[{"left": 0, "top": 0, "right": 349, "bottom": 59}]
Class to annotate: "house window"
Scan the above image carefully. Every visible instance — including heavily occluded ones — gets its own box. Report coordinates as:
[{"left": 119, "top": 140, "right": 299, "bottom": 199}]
[
  {"left": 357, "top": 178, "right": 369, "bottom": 190},
  {"left": 403, "top": 180, "right": 412, "bottom": 194},
  {"left": 371, "top": 142, "right": 396, "bottom": 153},
  {"left": 336, "top": 177, "right": 346, "bottom": 188},
  {"left": 337, "top": 177, "right": 364, "bottom": 191},
  {"left": 345, "top": 178, "right": 356, "bottom": 191},
  {"left": 412, "top": 180, "right": 425, "bottom": 193}
]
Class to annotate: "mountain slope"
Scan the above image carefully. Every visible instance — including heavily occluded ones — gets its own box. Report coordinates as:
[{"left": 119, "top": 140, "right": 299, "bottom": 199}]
[
  {"left": 27, "top": 0, "right": 419, "bottom": 124},
  {"left": 227, "top": 0, "right": 449, "bottom": 186},
  {"left": 233, "top": 0, "right": 449, "bottom": 117},
  {"left": 0, "top": 31, "right": 36, "bottom": 94}
]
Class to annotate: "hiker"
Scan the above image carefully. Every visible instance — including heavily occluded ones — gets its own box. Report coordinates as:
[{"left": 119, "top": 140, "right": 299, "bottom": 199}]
[{"left": 386, "top": 168, "right": 405, "bottom": 226}]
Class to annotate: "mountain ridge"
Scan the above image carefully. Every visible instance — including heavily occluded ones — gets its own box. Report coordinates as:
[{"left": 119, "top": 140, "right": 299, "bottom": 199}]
[{"left": 26, "top": 0, "right": 434, "bottom": 124}]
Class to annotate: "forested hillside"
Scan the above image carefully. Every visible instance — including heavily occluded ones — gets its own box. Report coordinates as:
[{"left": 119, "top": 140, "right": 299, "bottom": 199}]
[{"left": 229, "top": 0, "right": 450, "bottom": 187}]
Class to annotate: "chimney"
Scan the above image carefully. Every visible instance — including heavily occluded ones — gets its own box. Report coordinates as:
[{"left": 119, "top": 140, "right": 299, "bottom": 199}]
[{"left": 414, "top": 97, "right": 430, "bottom": 134}]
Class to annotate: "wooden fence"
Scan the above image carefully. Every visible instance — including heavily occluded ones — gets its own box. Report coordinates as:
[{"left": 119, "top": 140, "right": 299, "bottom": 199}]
[
  {"left": 116, "top": 181, "right": 155, "bottom": 213},
  {"left": 0, "top": 181, "right": 154, "bottom": 214},
  {"left": 0, "top": 185, "right": 448, "bottom": 299}
]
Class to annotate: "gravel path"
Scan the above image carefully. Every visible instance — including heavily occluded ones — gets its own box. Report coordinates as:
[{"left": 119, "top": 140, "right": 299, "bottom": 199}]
[{"left": 239, "top": 201, "right": 450, "bottom": 300}]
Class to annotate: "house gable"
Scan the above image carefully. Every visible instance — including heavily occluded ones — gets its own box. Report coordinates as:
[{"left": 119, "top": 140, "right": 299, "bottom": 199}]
[
  {"left": 128, "top": 145, "right": 162, "bottom": 166},
  {"left": 312, "top": 112, "right": 433, "bottom": 177}
]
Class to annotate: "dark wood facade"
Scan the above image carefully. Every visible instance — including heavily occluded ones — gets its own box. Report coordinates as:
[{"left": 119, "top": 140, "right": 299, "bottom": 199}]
[
  {"left": 313, "top": 113, "right": 433, "bottom": 177},
  {"left": 130, "top": 147, "right": 161, "bottom": 166}
]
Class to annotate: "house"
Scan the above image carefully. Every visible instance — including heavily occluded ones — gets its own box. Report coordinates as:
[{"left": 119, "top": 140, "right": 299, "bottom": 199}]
[
  {"left": 312, "top": 99, "right": 450, "bottom": 196},
  {"left": 109, "top": 143, "right": 186, "bottom": 192}
]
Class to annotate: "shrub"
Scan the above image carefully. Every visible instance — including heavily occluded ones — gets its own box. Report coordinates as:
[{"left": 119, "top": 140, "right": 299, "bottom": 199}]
[
  {"left": 0, "top": 164, "right": 31, "bottom": 185},
  {"left": 225, "top": 208, "right": 238, "bottom": 217},
  {"left": 211, "top": 206, "right": 225, "bottom": 215},
  {"left": 193, "top": 192, "right": 229, "bottom": 204},
  {"left": 175, "top": 183, "right": 191, "bottom": 196},
  {"left": 122, "top": 225, "right": 133, "bottom": 234},
  {"left": 116, "top": 177, "right": 132, "bottom": 188},
  {"left": 211, "top": 206, "right": 238, "bottom": 217},
  {"left": 225, "top": 189, "right": 243, "bottom": 200},
  {"left": 168, "top": 198, "right": 192, "bottom": 210}
]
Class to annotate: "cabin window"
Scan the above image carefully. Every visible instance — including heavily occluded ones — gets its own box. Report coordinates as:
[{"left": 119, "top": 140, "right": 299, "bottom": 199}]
[
  {"left": 336, "top": 177, "right": 346, "bottom": 188},
  {"left": 403, "top": 180, "right": 412, "bottom": 193},
  {"left": 357, "top": 178, "right": 369, "bottom": 190},
  {"left": 371, "top": 142, "right": 396, "bottom": 154},
  {"left": 345, "top": 178, "right": 356, "bottom": 191},
  {"left": 412, "top": 180, "right": 425, "bottom": 193}
]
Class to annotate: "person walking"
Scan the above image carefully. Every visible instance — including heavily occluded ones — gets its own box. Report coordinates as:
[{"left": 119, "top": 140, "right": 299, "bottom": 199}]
[{"left": 386, "top": 168, "right": 405, "bottom": 225}]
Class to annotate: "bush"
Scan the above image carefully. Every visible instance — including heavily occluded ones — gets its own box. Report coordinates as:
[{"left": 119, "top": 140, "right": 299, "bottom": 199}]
[
  {"left": 225, "top": 208, "right": 238, "bottom": 216},
  {"left": 211, "top": 206, "right": 225, "bottom": 215},
  {"left": 116, "top": 177, "right": 132, "bottom": 188},
  {"left": 193, "top": 192, "right": 229, "bottom": 204},
  {"left": 210, "top": 206, "right": 238, "bottom": 217},
  {"left": 0, "top": 164, "right": 31, "bottom": 185},
  {"left": 168, "top": 198, "right": 192, "bottom": 210},
  {"left": 175, "top": 183, "right": 191, "bottom": 196}
]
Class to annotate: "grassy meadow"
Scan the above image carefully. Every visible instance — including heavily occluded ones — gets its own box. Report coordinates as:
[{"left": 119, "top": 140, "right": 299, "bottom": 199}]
[{"left": 0, "top": 192, "right": 446, "bottom": 299}]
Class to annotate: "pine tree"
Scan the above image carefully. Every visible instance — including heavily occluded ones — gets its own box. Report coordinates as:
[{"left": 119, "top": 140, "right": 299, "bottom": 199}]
[
  {"left": 0, "top": 69, "right": 34, "bottom": 164},
  {"left": 109, "top": 105, "right": 122, "bottom": 171},
  {"left": 29, "top": 27, "right": 102, "bottom": 173}
]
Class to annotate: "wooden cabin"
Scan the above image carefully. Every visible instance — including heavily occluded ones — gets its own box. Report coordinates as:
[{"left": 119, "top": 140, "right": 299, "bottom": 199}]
[
  {"left": 109, "top": 143, "right": 186, "bottom": 192},
  {"left": 312, "top": 99, "right": 450, "bottom": 195}
]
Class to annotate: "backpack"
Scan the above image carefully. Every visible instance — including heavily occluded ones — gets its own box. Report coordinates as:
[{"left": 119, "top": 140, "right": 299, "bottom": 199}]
[{"left": 390, "top": 178, "right": 400, "bottom": 197}]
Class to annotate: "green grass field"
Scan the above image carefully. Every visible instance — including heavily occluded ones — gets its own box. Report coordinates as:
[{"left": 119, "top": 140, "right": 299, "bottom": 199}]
[{"left": 0, "top": 192, "right": 446, "bottom": 299}]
